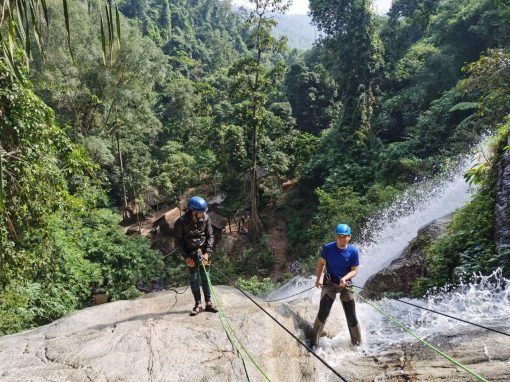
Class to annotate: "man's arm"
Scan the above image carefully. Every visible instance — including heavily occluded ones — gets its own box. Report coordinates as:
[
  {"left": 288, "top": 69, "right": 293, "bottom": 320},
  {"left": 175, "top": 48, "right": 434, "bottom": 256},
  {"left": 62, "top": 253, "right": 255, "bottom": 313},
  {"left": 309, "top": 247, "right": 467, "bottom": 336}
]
[
  {"left": 202, "top": 216, "right": 214, "bottom": 263},
  {"left": 173, "top": 219, "right": 188, "bottom": 259},
  {"left": 315, "top": 257, "right": 326, "bottom": 288},
  {"left": 339, "top": 266, "right": 359, "bottom": 287},
  {"left": 205, "top": 217, "right": 214, "bottom": 253}
]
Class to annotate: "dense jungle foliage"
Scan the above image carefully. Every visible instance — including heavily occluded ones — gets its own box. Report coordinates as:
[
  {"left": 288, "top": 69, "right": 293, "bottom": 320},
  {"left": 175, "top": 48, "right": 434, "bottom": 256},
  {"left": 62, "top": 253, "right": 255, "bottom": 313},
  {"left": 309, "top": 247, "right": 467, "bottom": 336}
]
[{"left": 1, "top": 0, "right": 509, "bottom": 334}]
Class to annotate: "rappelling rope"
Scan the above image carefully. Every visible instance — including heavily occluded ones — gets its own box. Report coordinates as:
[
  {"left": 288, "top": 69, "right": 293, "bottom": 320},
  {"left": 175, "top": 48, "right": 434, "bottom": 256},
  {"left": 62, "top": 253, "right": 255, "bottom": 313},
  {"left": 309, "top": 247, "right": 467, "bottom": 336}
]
[
  {"left": 351, "top": 284, "right": 510, "bottom": 337},
  {"left": 263, "top": 282, "right": 510, "bottom": 337},
  {"left": 168, "top": 285, "right": 189, "bottom": 294},
  {"left": 211, "top": 264, "right": 350, "bottom": 382},
  {"left": 202, "top": 263, "right": 272, "bottom": 382},
  {"left": 264, "top": 285, "right": 316, "bottom": 302},
  {"left": 354, "top": 291, "right": 489, "bottom": 382}
]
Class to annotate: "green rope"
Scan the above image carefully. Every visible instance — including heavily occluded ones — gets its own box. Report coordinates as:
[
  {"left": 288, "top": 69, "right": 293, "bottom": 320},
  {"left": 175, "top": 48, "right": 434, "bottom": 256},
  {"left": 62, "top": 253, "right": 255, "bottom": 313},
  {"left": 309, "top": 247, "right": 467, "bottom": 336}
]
[
  {"left": 202, "top": 264, "right": 272, "bottom": 382},
  {"left": 210, "top": 282, "right": 252, "bottom": 382},
  {"left": 355, "top": 292, "right": 490, "bottom": 382}
]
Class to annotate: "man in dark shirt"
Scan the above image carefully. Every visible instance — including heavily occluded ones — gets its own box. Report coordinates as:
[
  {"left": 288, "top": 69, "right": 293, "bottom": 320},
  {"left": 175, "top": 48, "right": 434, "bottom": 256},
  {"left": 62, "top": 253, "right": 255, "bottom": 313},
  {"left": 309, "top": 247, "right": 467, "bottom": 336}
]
[
  {"left": 173, "top": 196, "right": 218, "bottom": 316},
  {"left": 310, "top": 223, "right": 361, "bottom": 348}
]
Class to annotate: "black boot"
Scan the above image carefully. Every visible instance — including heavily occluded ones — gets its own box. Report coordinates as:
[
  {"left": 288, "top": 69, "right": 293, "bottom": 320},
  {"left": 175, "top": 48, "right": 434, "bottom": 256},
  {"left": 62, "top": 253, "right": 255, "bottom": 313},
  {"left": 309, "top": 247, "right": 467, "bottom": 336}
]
[
  {"left": 310, "top": 318, "right": 325, "bottom": 348},
  {"left": 204, "top": 301, "right": 218, "bottom": 313},
  {"left": 190, "top": 302, "right": 203, "bottom": 316},
  {"left": 348, "top": 324, "right": 362, "bottom": 345}
]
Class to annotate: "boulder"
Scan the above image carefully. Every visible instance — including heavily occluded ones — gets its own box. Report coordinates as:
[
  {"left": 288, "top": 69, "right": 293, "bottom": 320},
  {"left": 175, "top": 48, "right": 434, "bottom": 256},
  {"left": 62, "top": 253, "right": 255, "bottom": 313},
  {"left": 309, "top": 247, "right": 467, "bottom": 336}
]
[
  {"left": 495, "top": 135, "right": 510, "bottom": 255},
  {"left": 361, "top": 214, "right": 452, "bottom": 299}
]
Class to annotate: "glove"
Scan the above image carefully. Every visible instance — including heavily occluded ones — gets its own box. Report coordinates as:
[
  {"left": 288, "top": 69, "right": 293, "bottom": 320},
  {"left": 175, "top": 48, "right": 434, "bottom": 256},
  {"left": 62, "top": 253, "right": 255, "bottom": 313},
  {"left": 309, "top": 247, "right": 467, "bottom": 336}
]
[{"left": 185, "top": 257, "right": 195, "bottom": 268}]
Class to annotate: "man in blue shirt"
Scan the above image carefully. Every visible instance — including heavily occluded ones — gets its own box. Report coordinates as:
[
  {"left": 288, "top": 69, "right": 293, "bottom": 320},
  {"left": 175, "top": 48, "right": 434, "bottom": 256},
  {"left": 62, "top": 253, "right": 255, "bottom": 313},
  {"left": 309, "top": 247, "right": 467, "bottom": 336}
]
[{"left": 310, "top": 223, "right": 362, "bottom": 348}]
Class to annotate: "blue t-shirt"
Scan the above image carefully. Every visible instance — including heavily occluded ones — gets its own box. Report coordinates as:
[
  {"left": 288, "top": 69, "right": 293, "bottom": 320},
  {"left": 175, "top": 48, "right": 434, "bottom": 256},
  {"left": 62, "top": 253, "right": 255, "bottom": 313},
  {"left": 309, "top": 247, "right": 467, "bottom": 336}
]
[{"left": 321, "top": 242, "right": 360, "bottom": 284}]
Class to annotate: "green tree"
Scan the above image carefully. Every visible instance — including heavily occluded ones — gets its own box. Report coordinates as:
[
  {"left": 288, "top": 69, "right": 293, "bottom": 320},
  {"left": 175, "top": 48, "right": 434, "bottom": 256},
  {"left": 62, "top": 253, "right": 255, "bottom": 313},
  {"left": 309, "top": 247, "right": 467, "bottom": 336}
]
[
  {"left": 309, "top": 0, "right": 384, "bottom": 128},
  {"left": 0, "top": 0, "right": 120, "bottom": 79},
  {"left": 228, "top": 0, "right": 291, "bottom": 242},
  {"left": 30, "top": 1, "right": 166, "bottom": 210},
  {"left": 155, "top": 141, "right": 196, "bottom": 206},
  {"left": 284, "top": 63, "right": 340, "bottom": 135},
  {"left": 381, "top": 0, "right": 440, "bottom": 68},
  {"left": 461, "top": 49, "right": 510, "bottom": 128}
]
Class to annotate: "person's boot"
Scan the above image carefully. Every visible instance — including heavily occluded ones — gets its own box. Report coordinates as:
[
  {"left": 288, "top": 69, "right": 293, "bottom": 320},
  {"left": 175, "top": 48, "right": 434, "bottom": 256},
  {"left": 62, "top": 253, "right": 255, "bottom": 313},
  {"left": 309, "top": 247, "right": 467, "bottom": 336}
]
[
  {"left": 190, "top": 302, "right": 203, "bottom": 316},
  {"left": 204, "top": 301, "right": 218, "bottom": 313},
  {"left": 348, "top": 324, "right": 362, "bottom": 345},
  {"left": 309, "top": 318, "right": 325, "bottom": 348}
]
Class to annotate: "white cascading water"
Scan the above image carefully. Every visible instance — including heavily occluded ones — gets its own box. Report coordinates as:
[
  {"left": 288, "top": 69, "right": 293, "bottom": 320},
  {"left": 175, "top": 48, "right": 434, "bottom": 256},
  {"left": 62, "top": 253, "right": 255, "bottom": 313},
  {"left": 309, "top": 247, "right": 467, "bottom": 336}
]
[
  {"left": 356, "top": 156, "right": 474, "bottom": 286},
  {"left": 265, "top": 152, "right": 510, "bottom": 368}
]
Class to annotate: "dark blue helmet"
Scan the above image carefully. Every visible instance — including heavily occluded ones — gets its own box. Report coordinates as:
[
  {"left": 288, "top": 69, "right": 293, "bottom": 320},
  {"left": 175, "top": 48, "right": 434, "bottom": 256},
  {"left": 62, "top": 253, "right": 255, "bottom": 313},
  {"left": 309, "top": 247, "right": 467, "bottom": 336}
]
[
  {"left": 188, "top": 196, "right": 208, "bottom": 212},
  {"left": 335, "top": 224, "right": 351, "bottom": 235}
]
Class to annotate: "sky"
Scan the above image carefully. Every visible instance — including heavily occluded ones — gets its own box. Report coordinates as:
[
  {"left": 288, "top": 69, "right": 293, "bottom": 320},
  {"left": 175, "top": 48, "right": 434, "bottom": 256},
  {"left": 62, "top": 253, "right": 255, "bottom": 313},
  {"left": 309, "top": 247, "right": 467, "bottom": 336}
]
[{"left": 231, "top": 0, "right": 393, "bottom": 15}]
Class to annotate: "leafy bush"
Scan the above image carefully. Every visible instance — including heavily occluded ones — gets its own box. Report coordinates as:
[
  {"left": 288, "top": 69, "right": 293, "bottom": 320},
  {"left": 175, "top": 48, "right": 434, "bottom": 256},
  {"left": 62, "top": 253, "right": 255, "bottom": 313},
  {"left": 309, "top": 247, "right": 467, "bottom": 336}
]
[
  {"left": 236, "top": 276, "right": 274, "bottom": 296},
  {"left": 77, "top": 208, "right": 164, "bottom": 300}
]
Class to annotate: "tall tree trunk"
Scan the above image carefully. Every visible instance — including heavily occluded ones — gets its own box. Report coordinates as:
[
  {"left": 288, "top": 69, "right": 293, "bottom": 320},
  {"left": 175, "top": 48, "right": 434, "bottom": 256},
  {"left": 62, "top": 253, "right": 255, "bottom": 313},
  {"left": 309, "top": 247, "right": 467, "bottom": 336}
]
[
  {"left": 116, "top": 132, "right": 129, "bottom": 220},
  {"left": 248, "top": 16, "right": 265, "bottom": 242}
]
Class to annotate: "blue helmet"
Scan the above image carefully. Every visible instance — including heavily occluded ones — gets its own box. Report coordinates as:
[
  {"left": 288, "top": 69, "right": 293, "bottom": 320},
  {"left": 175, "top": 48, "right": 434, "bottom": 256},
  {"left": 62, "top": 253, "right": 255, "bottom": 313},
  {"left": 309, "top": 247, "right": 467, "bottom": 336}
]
[
  {"left": 335, "top": 223, "right": 351, "bottom": 235},
  {"left": 187, "top": 196, "right": 208, "bottom": 212}
]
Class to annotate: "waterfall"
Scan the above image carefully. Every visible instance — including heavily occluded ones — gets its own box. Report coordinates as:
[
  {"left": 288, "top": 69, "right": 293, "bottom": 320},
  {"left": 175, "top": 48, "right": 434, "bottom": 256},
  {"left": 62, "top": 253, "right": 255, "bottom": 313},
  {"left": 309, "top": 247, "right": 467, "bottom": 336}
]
[
  {"left": 265, "top": 152, "right": 510, "bottom": 364},
  {"left": 356, "top": 157, "right": 474, "bottom": 286},
  {"left": 267, "top": 156, "right": 475, "bottom": 300}
]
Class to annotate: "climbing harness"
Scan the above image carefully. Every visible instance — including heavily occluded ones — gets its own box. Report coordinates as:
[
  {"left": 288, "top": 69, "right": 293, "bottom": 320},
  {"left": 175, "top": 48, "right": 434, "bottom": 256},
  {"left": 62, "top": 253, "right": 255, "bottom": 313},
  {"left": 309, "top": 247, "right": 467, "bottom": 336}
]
[{"left": 211, "top": 264, "right": 350, "bottom": 382}]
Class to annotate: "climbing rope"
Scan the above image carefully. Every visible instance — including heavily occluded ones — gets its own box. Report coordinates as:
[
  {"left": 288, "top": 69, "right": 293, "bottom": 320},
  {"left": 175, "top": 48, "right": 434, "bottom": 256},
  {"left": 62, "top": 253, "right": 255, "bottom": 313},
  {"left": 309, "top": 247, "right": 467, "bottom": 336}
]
[
  {"left": 202, "top": 264, "right": 272, "bottom": 382},
  {"left": 207, "top": 273, "right": 254, "bottom": 382},
  {"left": 211, "top": 264, "right": 350, "bottom": 382},
  {"left": 355, "top": 292, "right": 490, "bottom": 382},
  {"left": 351, "top": 284, "right": 510, "bottom": 337},
  {"left": 264, "top": 285, "right": 315, "bottom": 302},
  {"left": 265, "top": 282, "right": 510, "bottom": 337},
  {"left": 168, "top": 285, "right": 188, "bottom": 294}
]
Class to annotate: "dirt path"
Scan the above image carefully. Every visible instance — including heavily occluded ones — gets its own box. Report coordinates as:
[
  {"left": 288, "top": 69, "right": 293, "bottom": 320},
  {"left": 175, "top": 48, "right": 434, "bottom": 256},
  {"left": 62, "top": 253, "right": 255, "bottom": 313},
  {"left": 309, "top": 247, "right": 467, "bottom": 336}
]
[{"left": 268, "top": 219, "right": 288, "bottom": 282}]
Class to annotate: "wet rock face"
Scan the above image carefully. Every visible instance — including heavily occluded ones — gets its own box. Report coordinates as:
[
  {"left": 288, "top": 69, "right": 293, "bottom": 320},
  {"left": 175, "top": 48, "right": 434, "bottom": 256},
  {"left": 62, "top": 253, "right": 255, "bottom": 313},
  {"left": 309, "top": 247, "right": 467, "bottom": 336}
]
[
  {"left": 495, "top": 136, "right": 510, "bottom": 255},
  {"left": 0, "top": 286, "right": 508, "bottom": 381},
  {"left": 361, "top": 214, "right": 452, "bottom": 299},
  {"left": 0, "top": 287, "right": 318, "bottom": 382}
]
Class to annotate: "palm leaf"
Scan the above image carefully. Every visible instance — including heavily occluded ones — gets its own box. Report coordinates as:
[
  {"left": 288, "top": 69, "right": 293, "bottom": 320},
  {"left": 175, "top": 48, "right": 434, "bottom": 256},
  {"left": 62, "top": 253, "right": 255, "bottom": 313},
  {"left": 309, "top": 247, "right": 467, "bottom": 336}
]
[
  {"left": 105, "top": 2, "right": 113, "bottom": 60},
  {"left": 28, "top": 0, "right": 45, "bottom": 56},
  {"left": 40, "top": 0, "right": 48, "bottom": 25},
  {"left": 1, "top": 34, "right": 24, "bottom": 81},
  {"left": 115, "top": 4, "right": 120, "bottom": 49},
  {"left": 62, "top": 0, "right": 75, "bottom": 63},
  {"left": 0, "top": 148, "right": 4, "bottom": 215},
  {"left": 99, "top": 3, "right": 107, "bottom": 65},
  {"left": 449, "top": 102, "right": 479, "bottom": 112},
  {"left": 1, "top": 0, "right": 120, "bottom": 80}
]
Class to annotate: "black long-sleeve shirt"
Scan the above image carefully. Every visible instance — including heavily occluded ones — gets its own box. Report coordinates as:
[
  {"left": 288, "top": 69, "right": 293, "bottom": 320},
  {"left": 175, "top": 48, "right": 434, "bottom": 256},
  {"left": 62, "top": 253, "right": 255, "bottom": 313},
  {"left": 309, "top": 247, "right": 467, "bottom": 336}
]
[{"left": 173, "top": 212, "right": 214, "bottom": 259}]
